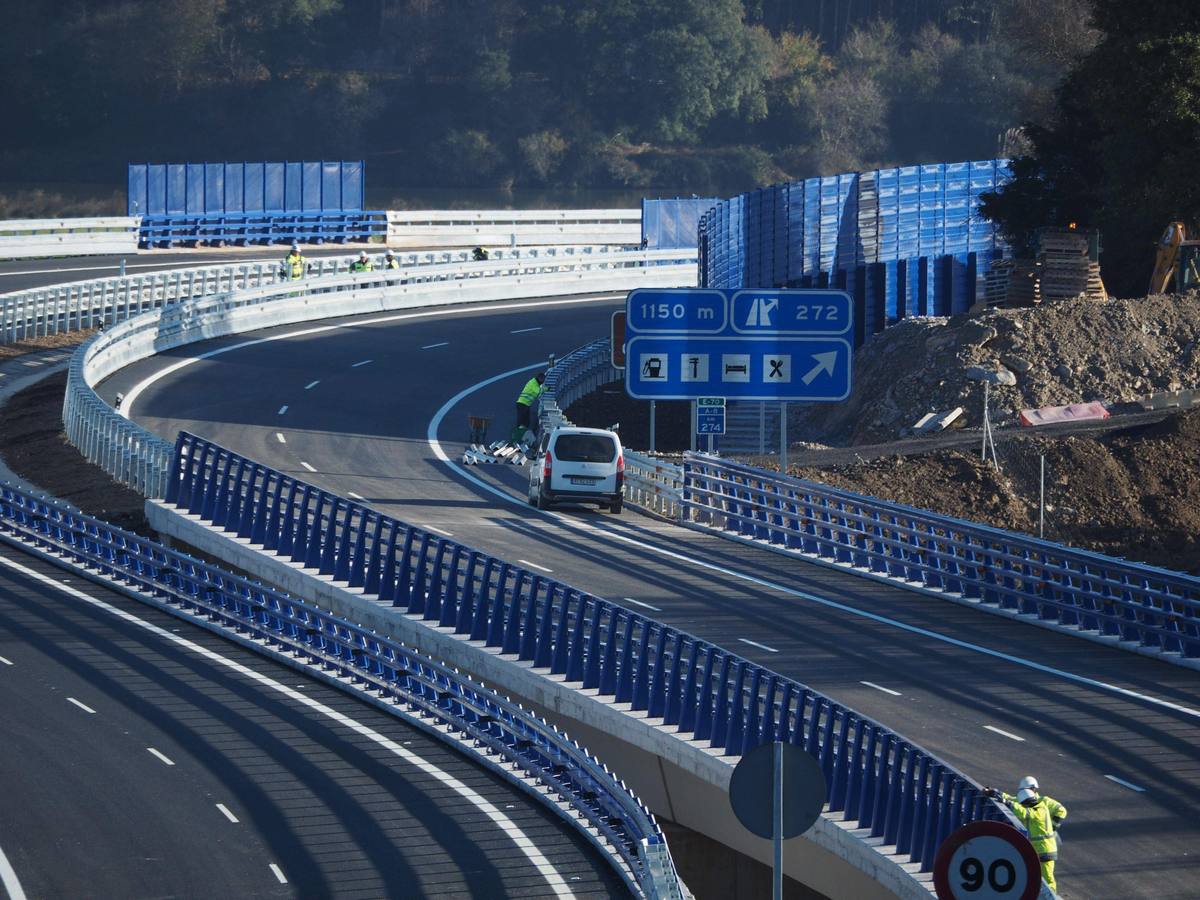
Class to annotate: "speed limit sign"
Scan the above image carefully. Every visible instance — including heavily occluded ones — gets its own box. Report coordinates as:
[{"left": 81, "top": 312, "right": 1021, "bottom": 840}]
[{"left": 933, "top": 820, "right": 1041, "bottom": 900}]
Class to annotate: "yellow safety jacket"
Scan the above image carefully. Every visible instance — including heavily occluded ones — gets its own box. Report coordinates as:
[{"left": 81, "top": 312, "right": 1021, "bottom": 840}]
[
  {"left": 350, "top": 259, "right": 374, "bottom": 272},
  {"left": 1002, "top": 794, "right": 1067, "bottom": 860},
  {"left": 384, "top": 257, "right": 400, "bottom": 270},
  {"left": 516, "top": 377, "right": 543, "bottom": 407},
  {"left": 284, "top": 252, "right": 306, "bottom": 279}
]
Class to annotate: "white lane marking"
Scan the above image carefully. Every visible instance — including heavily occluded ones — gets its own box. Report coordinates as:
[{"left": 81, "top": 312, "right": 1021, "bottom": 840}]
[
  {"left": 147, "top": 747, "right": 176, "bottom": 766},
  {"left": 739, "top": 638, "right": 779, "bottom": 653},
  {"left": 428, "top": 366, "right": 1200, "bottom": 725},
  {"left": 861, "top": 681, "right": 901, "bottom": 697},
  {"left": 0, "top": 838, "right": 27, "bottom": 900},
  {"left": 0, "top": 554, "right": 577, "bottom": 897},
  {"left": 300, "top": 462, "right": 317, "bottom": 472},
  {"left": 275, "top": 433, "right": 286, "bottom": 444},
  {"left": 351, "top": 359, "right": 373, "bottom": 368},
  {"left": 269, "top": 864, "right": 288, "bottom": 885},
  {"left": 983, "top": 725, "right": 1026, "bottom": 742},
  {"left": 21, "top": 360, "right": 43, "bottom": 367},
  {"left": 347, "top": 492, "right": 366, "bottom": 502},
  {"left": 66, "top": 697, "right": 97, "bottom": 714},
  {"left": 422, "top": 341, "right": 449, "bottom": 349},
  {"left": 1105, "top": 774, "right": 1147, "bottom": 793},
  {"left": 510, "top": 327, "right": 542, "bottom": 334},
  {"left": 120, "top": 294, "right": 622, "bottom": 418},
  {"left": 425, "top": 525, "right": 454, "bottom": 537},
  {"left": 0, "top": 655, "right": 12, "bottom": 666},
  {"left": 518, "top": 559, "right": 553, "bottom": 574},
  {"left": 277, "top": 405, "right": 288, "bottom": 415},
  {"left": 623, "top": 597, "right": 662, "bottom": 612},
  {"left": 216, "top": 803, "right": 240, "bottom": 823},
  {"left": 304, "top": 380, "right": 320, "bottom": 390}
]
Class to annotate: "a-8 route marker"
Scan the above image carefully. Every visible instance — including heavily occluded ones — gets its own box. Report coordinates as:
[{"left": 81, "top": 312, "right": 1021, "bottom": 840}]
[{"left": 933, "top": 820, "right": 1041, "bottom": 900}]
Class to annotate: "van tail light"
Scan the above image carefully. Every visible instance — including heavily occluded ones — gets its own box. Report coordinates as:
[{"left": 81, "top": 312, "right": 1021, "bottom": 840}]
[
  {"left": 543, "top": 450, "right": 553, "bottom": 481},
  {"left": 616, "top": 452, "right": 624, "bottom": 490}
]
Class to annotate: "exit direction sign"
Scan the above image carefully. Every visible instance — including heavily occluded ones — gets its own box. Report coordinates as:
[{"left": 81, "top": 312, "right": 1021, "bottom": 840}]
[
  {"left": 625, "top": 288, "right": 853, "bottom": 401},
  {"left": 697, "top": 397, "right": 725, "bottom": 434}
]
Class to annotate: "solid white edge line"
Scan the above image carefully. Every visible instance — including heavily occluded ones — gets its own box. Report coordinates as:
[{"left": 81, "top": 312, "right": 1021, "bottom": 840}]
[
  {"left": 122, "top": 294, "right": 622, "bottom": 418},
  {"left": 511, "top": 327, "right": 542, "bottom": 334},
  {"left": 147, "top": 747, "right": 176, "bottom": 766},
  {"left": 269, "top": 863, "right": 288, "bottom": 885},
  {"left": 304, "top": 380, "right": 320, "bottom": 390},
  {"left": 66, "top": 697, "right": 97, "bottom": 714},
  {"left": 427, "top": 363, "right": 1200, "bottom": 725},
  {"left": 860, "top": 681, "right": 901, "bottom": 697},
  {"left": 275, "top": 433, "right": 286, "bottom": 444},
  {"left": 518, "top": 559, "right": 553, "bottom": 574},
  {"left": 0, "top": 553, "right": 577, "bottom": 898},
  {"left": 421, "top": 342, "right": 449, "bottom": 349},
  {"left": 425, "top": 525, "right": 454, "bottom": 537},
  {"left": 738, "top": 638, "right": 779, "bottom": 653},
  {"left": 351, "top": 359, "right": 372, "bottom": 368},
  {"left": 347, "top": 492, "right": 366, "bottom": 502},
  {"left": 0, "top": 655, "right": 12, "bottom": 665},
  {"left": 0, "top": 839, "right": 27, "bottom": 900},
  {"left": 623, "top": 597, "right": 662, "bottom": 612},
  {"left": 216, "top": 803, "right": 240, "bottom": 823},
  {"left": 983, "top": 725, "right": 1026, "bottom": 742},
  {"left": 1104, "top": 774, "right": 1147, "bottom": 793},
  {"left": 300, "top": 462, "right": 316, "bottom": 472},
  {"left": 277, "top": 405, "right": 288, "bottom": 415}
]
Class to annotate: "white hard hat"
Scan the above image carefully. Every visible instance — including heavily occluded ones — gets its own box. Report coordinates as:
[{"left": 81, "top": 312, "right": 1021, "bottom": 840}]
[
  {"left": 1018, "top": 775, "right": 1039, "bottom": 793},
  {"left": 290, "top": 242, "right": 299, "bottom": 251},
  {"left": 1016, "top": 788, "right": 1038, "bottom": 805}
]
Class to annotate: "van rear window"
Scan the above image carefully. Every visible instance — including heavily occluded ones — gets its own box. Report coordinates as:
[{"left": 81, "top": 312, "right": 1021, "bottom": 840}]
[{"left": 554, "top": 434, "right": 616, "bottom": 462}]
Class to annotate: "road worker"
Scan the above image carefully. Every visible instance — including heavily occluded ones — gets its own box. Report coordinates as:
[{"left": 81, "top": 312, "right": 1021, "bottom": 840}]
[
  {"left": 984, "top": 781, "right": 1067, "bottom": 893},
  {"left": 282, "top": 242, "right": 307, "bottom": 280},
  {"left": 383, "top": 249, "right": 400, "bottom": 270},
  {"left": 472, "top": 246, "right": 490, "bottom": 261},
  {"left": 512, "top": 372, "right": 545, "bottom": 442},
  {"left": 350, "top": 249, "right": 373, "bottom": 272}
]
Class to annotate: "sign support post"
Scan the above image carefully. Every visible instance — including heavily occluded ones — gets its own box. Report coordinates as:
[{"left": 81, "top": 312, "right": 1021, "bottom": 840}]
[
  {"left": 780, "top": 402, "right": 788, "bottom": 475},
  {"left": 649, "top": 400, "right": 656, "bottom": 452},
  {"left": 773, "top": 741, "right": 784, "bottom": 900},
  {"left": 690, "top": 401, "right": 697, "bottom": 452}
]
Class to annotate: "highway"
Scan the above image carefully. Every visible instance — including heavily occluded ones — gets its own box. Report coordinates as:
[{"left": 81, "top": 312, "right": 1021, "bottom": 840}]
[
  {"left": 0, "top": 538, "right": 628, "bottom": 899},
  {"left": 93, "top": 293, "right": 1200, "bottom": 899}
]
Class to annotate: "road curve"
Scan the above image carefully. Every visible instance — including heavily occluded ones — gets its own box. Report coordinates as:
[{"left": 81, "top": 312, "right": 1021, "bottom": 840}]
[
  {"left": 101, "top": 296, "right": 1200, "bottom": 900},
  {"left": 0, "top": 539, "right": 628, "bottom": 899}
]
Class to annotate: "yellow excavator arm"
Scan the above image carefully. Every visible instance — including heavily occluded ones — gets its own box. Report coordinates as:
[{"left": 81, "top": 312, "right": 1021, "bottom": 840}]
[{"left": 1150, "top": 221, "right": 1187, "bottom": 294}]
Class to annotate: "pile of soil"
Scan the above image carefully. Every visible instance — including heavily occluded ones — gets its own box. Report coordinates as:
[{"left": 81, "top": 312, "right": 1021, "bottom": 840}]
[
  {"left": 794, "top": 292, "right": 1200, "bottom": 445},
  {"left": 0, "top": 329, "right": 95, "bottom": 362}
]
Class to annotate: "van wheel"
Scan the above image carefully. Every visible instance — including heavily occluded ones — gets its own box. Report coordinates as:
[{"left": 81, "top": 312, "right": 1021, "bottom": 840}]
[
  {"left": 536, "top": 489, "right": 550, "bottom": 511},
  {"left": 608, "top": 498, "right": 623, "bottom": 514}
]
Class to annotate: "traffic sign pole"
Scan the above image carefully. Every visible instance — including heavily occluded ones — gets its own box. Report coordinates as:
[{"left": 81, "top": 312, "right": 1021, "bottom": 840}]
[
  {"left": 780, "top": 402, "right": 788, "bottom": 475},
  {"left": 649, "top": 401, "right": 656, "bottom": 452},
  {"left": 773, "top": 741, "right": 784, "bottom": 900}
]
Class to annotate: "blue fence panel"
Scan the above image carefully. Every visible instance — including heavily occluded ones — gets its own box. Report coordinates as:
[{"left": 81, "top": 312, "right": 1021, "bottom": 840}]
[
  {"left": 772, "top": 184, "right": 790, "bottom": 287},
  {"left": 146, "top": 164, "right": 167, "bottom": 215},
  {"left": 341, "top": 160, "right": 364, "bottom": 211},
  {"left": 165, "top": 165, "right": 187, "bottom": 216},
  {"left": 205, "top": 164, "right": 224, "bottom": 214},
  {"left": 224, "top": 163, "right": 244, "bottom": 213},
  {"left": 302, "top": 162, "right": 322, "bottom": 211},
  {"left": 127, "top": 166, "right": 147, "bottom": 216},
  {"left": 918, "top": 164, "right": 945, "bottom": 257},
  {"left": 322, "top": 162, "right": 341, "bottom": 210},
  {"left": 244, "top": 163, "right": 265, "bottom": 213},
  {"left": 185, "top": 164, "right": 205, "bottom": 214},
  {"left": 264, "top": 163, "right": 285, "bottom": 211},
  {"left": 897, "top": 166, "right": 921, "bottom": 258}
]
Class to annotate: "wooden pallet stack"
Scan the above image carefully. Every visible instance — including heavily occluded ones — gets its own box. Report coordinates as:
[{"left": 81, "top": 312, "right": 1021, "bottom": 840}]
[
  {"left": 1003, "top": 259, "right": 1041, "bottom": 307},
  {"left": 1038, "top": 229, "right": 1107, "bottom": 301}
]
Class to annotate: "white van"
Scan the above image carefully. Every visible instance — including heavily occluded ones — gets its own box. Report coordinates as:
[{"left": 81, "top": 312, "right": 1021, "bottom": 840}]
[{"left": 527, "top": 426, "right": 624, "bottom": 513}]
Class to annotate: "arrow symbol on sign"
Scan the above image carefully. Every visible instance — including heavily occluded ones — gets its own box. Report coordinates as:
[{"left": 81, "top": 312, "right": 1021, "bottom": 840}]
[{"left": 800, "top": 351, "right": 838, "bottom": 385}]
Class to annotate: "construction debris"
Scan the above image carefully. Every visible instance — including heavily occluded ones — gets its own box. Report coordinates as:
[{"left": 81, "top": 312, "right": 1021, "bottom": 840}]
[
  {"left": 1019, "top": 401, "right": 1110, "bottom": 427},
  {"left": 912, "top": 407, "right": 964, "bottom": 434},
  {"left": 462, "top": 440, "right": 533, "bottom": 465}
]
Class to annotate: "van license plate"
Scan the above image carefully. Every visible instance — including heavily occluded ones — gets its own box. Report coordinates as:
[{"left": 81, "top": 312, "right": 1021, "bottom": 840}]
[{"left": 569, "top": 476, "right": 597, "bottom": 485}]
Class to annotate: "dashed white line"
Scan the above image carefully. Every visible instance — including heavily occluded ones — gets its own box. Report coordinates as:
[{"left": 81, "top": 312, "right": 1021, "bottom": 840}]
[
  {"left": 861, "top": 681, "right": 902, "bottom": 697},
  {"left": 347, "top": 492, "right": 366, "bottom": 502},
  {"left": 425, "top": 525, "right": 454, "bottom": 537},
  {"left": 277, "top": 405, "right": 288, "bottom": 415},
  {"left": 422, "top": 341, "right": 449, "bottom": 350},
  {"left": 66, "top": 697, "right": 97, "bottom": 714},
  {"left": 0, "top": 655, "right": 11, "bottom": 666},
  {"left": 304, "top": 380, "right": 320, "bottom": 390},
  {"left": 276, "top": 433, "right": 286, "bottom": 444},
  {"left": 1105, "top": 774, "right": 1147, "bottom": 793},
  {"left": 983, "top": 725, "right": 1026, "bottom": 742},
  {"left": 510, "top": 327, "right": 542, "bottom": 334},
  {"left": 147, "top": 747, "right": 176, "bottom": 766},
  {"left": 300, "top": 461, "right": 317, "bottom": 472},
  {"left": 216, "top": 803, "right": 240, "bottom": 823},
  {"left": 518, "top": 559, "right": 553, "bottom": 573},
  {"left": 739, "top": 638, "right": 779, "bottom": 653},
  {"left": 623, "top": 597, "right": 662, "bottom": 612},
  {"left": 268, "top": 864, "right": 288, "bottom": 885},
  {"left": 351, "top": 359, "right": 373, "bottom": 368}
]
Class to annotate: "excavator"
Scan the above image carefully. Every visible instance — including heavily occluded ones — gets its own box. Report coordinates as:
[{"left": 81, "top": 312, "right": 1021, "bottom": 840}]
[{"left": 1149, "top": 221, "right": 1200, "bottom": 294}]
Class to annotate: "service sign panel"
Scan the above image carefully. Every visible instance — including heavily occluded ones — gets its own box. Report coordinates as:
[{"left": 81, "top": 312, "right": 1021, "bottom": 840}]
[{"left": 624, "top": 288, "right": 853, "bottom": 402}]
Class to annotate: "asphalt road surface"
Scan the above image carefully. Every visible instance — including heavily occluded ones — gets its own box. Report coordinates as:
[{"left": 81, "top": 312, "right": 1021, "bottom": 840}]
[
  {"left": 0, "top": 539, "right": 628, "bottom": 899},
  {"left": 98, "top": 294, "right": 1200, "bottom": 900}
]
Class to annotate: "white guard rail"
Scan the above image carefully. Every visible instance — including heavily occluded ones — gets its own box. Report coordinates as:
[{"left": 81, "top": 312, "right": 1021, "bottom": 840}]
[
  {"left": 0, "top": 217, "right": 141, "bottom": 260},
  {"left": 388, "top": 209, "right": 641, "bottom": 248},
  {"left": 64, "top": 248, "right": 699, "bottom": 497},
  {"left": 2, "top": 244, "right": 618, "bottom": 344}
]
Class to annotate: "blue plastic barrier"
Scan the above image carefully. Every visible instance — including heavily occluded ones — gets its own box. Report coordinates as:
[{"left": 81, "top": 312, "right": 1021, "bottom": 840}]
[
  {"left": 698, "top": 159, "right": 1011, "bottom": 343},
  {"left": 681, "top": 454, "right": 1200, "bottom": 662},
  {"left": 160, "top": 431, "right": 1008, "bottom": 872},
  {"left": 0, "top": 480, "right": 678, "bottom": 897},
  {"left": 642, "top": 198, "right": 720, "bottom": 249}
]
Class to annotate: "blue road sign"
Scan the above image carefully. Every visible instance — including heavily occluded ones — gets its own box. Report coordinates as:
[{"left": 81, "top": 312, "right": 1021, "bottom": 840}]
[
  {"left": 625, "top": 288, "right": 853, "bottom": 401},
  {"left": 697, "top": 397, "right": 725, "bottom": 434}
]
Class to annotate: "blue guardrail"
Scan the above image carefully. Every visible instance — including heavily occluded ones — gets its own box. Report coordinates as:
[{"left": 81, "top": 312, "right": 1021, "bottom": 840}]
[
  {"left": 682, "top": 454, "right": 1200, "bottom": 663},
  {"left": 161, "top": 431, "right": 1009, "bottom": 872},
  {"left": 0, "top": 480, "right": 675, "bottom": 897}
]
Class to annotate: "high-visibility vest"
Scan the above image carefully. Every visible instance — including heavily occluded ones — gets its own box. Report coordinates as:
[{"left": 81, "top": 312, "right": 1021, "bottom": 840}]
[
  {"left": 1004, "top": 794, "right": 1066, "bottom": 859},
  {"left": 384, "top": 257, "right": 400, "bottom": 270},
  {"left": 285, "top": 252, "right": 306, "bottom": 279},
  {"left": 350, "top": 259, "right": 373, "bottom": 272},
  {"left": 516, "top": 377, "right": 543, "bottom": 406}
]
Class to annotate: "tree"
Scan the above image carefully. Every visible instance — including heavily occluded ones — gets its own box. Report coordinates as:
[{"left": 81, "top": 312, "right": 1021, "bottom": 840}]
[{"left": 981, "top": 0, "right": 1200, "bottom": 295}]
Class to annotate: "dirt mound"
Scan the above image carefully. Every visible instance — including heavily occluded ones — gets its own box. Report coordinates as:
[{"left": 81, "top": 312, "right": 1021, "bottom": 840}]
[{"left": 793, "top": 292, "right": 1200, "bottom": 445}]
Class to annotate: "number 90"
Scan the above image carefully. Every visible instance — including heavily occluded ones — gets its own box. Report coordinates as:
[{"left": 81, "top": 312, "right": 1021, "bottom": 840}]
[{"left": 960, "top": 857, "right": 1016, "bottom": 892}]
